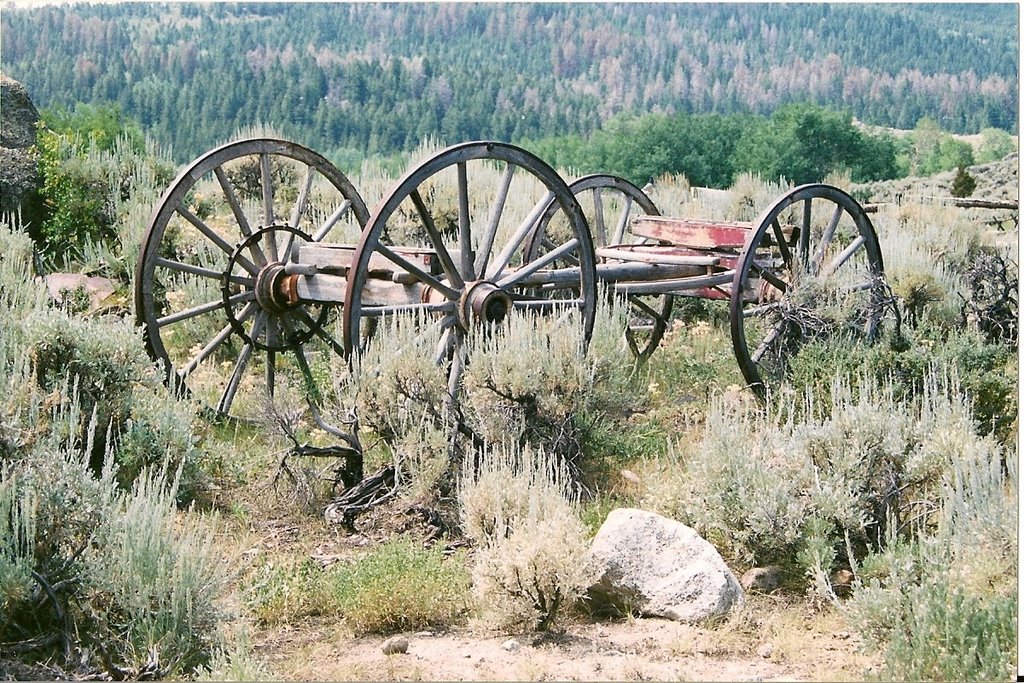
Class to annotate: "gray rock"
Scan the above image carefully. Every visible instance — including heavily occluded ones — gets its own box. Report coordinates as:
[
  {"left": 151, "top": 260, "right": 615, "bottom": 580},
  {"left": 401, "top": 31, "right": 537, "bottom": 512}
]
[
  {"left": 40, "top": 273, "right": 117, "bottom": 311},
  {"left": 0, "top": 76, "right": 44, "bottom": 230},
  {"left": 381, "top": 635, "right": 409, "bottom": 655},
  {"left": 1, "top": 75, "right": 40, "bottom": 150},
  {"left": 740, "top": 565, "right": 784, "bottom": 593},
  {"left": 501, "top": 639, "right": 520, "bottom": 652},
  {"left": 588, "top": 508, "right": 744, "bottom": 623}
]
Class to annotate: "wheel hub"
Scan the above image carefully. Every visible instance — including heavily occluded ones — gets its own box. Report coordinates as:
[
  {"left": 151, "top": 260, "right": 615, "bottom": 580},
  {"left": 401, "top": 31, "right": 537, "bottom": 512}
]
[
  {"left": 458, "top": 280, "right": 512, "bottom": 329},
  {"left": 223, "top": 224, "right": 327, "bottom": 351}
]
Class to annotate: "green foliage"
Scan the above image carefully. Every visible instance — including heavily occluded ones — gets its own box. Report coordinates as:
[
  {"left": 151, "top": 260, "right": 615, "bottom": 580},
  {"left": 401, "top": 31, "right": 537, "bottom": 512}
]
[
  {"left": 35, "top": 124, "right": 114, "bottom": 258},
  {"left": 33, "top": 113, "right": 175, "bottom": 265},
  {"left": 2, "top": 4, "right": 1015, "bottom": 165},
  {"left": 848, "top": 438, "right": 1015, "bottom": 681},
  {"left": 460, "top": 445, "right": 597, "bottom": 632},
  {"left": 906, "top": 118, "right": 976, "bottom": 176},
  {"left": 1, "top": 442, "right": 224, "bottom": 678},
  {"left": 42, "top": 101, "right": 144, "bottom": 153},
  {"left": 733, "top": 104, "right": 900, "bottom": 185},
  {"left": 950, "top": 165, "right": 976, "bottom": 198},
  {"left": 643, "top": 371, "right": 1001, "bottom": 586},
  {"left": 246, "top": 539, "right": 470, "bottom": 635},
  {"left": 330, "top": 537, "right": 470, "bottom": 634},
  {"left": 528, "top": 105, "right": 900, "bottom": 188},
  {"left": 976, "top": 127, "right": 1017, "bottom": 163}
]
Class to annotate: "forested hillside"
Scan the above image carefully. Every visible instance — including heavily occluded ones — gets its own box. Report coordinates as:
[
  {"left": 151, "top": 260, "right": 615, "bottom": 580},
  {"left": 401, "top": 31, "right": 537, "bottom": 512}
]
[{"left": 1, "top": 2, "right": 1017, "bottom": 164}]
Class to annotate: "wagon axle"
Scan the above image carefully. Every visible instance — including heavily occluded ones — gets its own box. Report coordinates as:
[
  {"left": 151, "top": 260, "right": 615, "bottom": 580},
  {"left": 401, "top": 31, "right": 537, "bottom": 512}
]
[{"left": 136, "top": 138, "right": 886, "bottom": 419}]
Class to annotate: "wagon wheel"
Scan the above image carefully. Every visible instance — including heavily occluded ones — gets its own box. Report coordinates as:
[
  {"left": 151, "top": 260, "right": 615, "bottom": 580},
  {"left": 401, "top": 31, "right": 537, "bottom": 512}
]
[
  {"left": 729, "top": 184, "right": 886, "bottom": 397},
  {"left": 343, "top": 141, "right": 597, "bottom": 402},
  {"left": 531, "top": 174, "right": 672, "bottom": 361},
  {"left": 135, "top": 138, "right": 370, "bottom": 419}
]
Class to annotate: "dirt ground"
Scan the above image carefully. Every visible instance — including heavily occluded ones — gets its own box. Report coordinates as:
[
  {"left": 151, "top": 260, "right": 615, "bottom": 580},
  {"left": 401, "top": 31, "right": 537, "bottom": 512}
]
[{"left": 251, "top": 606, "right": 878, "bottom": 681}]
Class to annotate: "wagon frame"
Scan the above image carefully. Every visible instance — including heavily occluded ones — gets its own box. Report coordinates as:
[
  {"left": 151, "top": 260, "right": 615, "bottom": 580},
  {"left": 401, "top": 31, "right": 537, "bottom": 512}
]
[{"left": 135, "top": 138, "right": 888, "bottom": 419}]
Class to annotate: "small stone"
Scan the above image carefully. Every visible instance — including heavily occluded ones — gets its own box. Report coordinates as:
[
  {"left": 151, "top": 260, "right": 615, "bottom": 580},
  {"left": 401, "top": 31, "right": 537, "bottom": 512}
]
[
  {"left": 756, "top": 643, "right": 774, "bottom": 659},
  {"left": 831, "top": 569, "right": 855, "bottom": 597},
  {"left": 381, "top": 636, "right": 409, "bottom": 655},
  {"left": 620, "top": 469, "right": 642, "bottom": 485},
  {"left": 740, "top": 565, "right": 784, "bottom": 593},
  {"left": 502, "top": 639, "right": 520, "bottom": 652}
]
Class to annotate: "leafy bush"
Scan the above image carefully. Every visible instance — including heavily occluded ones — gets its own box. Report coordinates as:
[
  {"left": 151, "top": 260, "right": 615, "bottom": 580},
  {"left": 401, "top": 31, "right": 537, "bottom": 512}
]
[
  {"left": 643, "top": 371, "right": 1000, "bottom": 593},
  {"left": 330, "top": 537, "right": 470, "bottom": 634},
  {"left": 245, "top": 538, "right": 469, "bottom": 635},
  {"left": 848, "top": 437, "right": 1015, "bottom": 680},
  {"left": 461, "top": 445, "right": 597, "bottom": 632},
  {"left": 1, "top": 440, "right": 224, "bottom": 678},
  {"left": 33, "top": 113, "right": 175, "bottom": 269}
]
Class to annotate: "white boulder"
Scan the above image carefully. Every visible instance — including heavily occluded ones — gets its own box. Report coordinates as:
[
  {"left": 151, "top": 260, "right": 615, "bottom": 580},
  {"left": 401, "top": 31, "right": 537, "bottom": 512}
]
[{"left": 587, "top": 508, "right": 744, "bottom": 623}]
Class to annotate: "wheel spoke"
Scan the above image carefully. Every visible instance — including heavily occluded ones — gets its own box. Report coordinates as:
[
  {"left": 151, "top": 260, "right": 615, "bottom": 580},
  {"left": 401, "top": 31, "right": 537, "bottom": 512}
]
[
  {"left": 612, "top": 195, "right": 634, "bottom": 245},
  {"left": 457, "top": 162, "right": 474, "bottom": 280},
  {"left": 821, "top": 235, "right": 866, "bottom": 278},
  {"left": 474, "top": 162, "right": 515, "bottom": 277},
  {"left": 287, "top": 307, "right": 346, "bottom": 358},
  {"left": 376, "top": 243, "right": 461, "bottom": 300},
  {"left": 265, "top": 347, "right": 276, "bottom": 398},
  {"left": 156, "top": 290, "right": 255, "bottom": 328},
  {"left": 260, "top": 153, "right": 279, "bottom": 261},
  {"left": 434, "top": 325, "right": 456, "bottom": 365},
  {"left": 215, "top": 165, "right": 266, "bottom": 267},
  {"left": 592, "top": 187, "right": 607, "bottom": 245},
  {"left": 289, "top": 165, "right": 316, "bottom": 230},
  {"left": 750, "top": 320, "right": 787, "bottom": 363},
  {"left": 175, "top": 204, "right": 258, "bottom": 274},
  {"left": 496, "top": 238, "right": 579, "bottom": 288},
  {"left": 626, "top": 295, "right": 669, "bottom": 323},
  {"left": 312, "top": 199, "right": 352, "bottom": 242},
  {"left": 799, "top": 198, "right": 812, "bottom": 266},
  {"left": 445, "top": 330, "right": 466, "bottom": 403},
  {"left": 410, "top": 189, "right": 464, "bottom": 288},
  {"left": 771, "top": 219, "right": 791, "bottom": 266},
  {"left": 181, "top": 301, "right": 257, "bottom": 377},
  {"left": 485, "top": 190, "right": 555, "bottom": 279},
  {"left": 750, "top": 261, "right": 788, "bottom": 293},
  {"left": 154, "top": 257, "right": 255, "bottom": 288},
  {"left": 216, "top": 311, "right": 265, "bottom": 414},
  {"left": 812, "top": 204, "right": 844, "bottom": 274}
]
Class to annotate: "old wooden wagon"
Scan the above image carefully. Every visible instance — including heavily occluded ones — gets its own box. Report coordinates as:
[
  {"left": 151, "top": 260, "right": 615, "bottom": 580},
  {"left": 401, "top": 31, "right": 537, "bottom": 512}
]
[{"left": 135, "top": 138, "right": 887, "bottom": 418}]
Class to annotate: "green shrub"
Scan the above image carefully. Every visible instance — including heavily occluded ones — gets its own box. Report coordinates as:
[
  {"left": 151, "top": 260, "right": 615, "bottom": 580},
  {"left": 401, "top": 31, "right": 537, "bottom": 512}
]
[
  {"left": 33, "top": 116, "right": 175, "bottom": 269},
  {"left": 461, "top": 445, "right": 597, "bottom": 632},
  {"left": 643, "top": 371, "right": 999, "bottom": 590},
  {"left": 330, "top": 537, "right": 470, "bottom": 634},
  {"left": 35, "top": 125, "right": 113, "bottom": 258},
  {"left": 848, "top": 440, "right": 1015, "bottom": 680},
  {"left": 1, "top": 441, "right": 224, "bottom": 678},
  {"left": 245, "top": 538, "right": 470, "bottom": 635}
]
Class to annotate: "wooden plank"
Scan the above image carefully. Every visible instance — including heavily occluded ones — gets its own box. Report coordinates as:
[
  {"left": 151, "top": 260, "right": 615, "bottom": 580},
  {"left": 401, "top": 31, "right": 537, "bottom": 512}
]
[
  {"left": 630, "top": 215, "right": 751, "bottom": 250},
  {"left": 596, "top": 245, "right": 720, "bottom": 267},
  {"left": 295, "top": 243, "right": 441, "bottom": 276},
  {"left": 293, "top": 273, "right": 424, "bottom": 307}
]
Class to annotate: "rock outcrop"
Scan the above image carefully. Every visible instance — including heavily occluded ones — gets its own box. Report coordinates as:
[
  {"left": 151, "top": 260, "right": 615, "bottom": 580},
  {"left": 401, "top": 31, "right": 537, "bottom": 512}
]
[
  {"left": 1, "top": 75, "right": 45, "bottom": 231},
  {"left": 588, "top": 508, "right": 744, "bottom": 623}
]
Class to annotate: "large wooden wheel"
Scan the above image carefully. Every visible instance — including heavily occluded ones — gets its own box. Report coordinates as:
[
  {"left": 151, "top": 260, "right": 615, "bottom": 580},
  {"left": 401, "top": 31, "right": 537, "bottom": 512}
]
[
  {"left": 729, "top": 184, "right": 886, "bottom": 397},
  {"left": 532, "top": 174, "right": 672, "bottom": 360},
  {"left": 343, "top": 141, "right": 597, "bottom": 401},
  {"left": 135, "top": 138, "right": 369, "bottom": 419}
]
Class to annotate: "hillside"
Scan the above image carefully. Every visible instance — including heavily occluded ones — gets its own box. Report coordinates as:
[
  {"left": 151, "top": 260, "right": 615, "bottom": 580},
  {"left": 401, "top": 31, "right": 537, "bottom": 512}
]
[{"left": 1, "top": 3, "right": 1017, "bottom": 163}]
